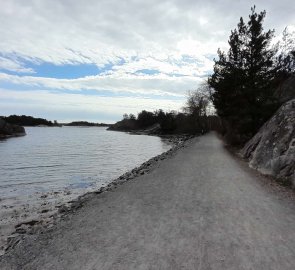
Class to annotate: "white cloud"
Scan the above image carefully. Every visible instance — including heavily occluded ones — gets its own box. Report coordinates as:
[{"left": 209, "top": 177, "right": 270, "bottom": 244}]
[
  {"left": 0, "top": 56, "right": 35, "bottom": 73},
  {"left": 0, "top": 72, "right": 204, "bottom": 97},
  {"left": 109, "top": 55, "right": 214, "bottom": 77},
  {"left": 0, "top": 0, "right": 295, "bottom": 120},
  {"left": 1, "top": 0, "right": 294, "bottom": 68},
  {"left": 0, "top": 88, "right": 184, "bottom": 122}
]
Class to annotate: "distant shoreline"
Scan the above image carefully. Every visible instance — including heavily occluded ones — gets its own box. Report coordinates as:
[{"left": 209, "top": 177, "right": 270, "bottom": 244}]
[{"left": 1, "top": 115, "right": 112, "bottom": 128}]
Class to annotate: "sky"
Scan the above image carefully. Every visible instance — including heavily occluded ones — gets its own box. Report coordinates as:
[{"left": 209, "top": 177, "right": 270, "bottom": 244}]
[{"left": 0, "top": 0, "right": 294, "bottom": 123}]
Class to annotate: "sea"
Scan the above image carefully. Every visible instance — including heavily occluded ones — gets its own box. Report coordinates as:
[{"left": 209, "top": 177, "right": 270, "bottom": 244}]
[{"left": 0, "top": 126, "right": 172, "bottom": 252}]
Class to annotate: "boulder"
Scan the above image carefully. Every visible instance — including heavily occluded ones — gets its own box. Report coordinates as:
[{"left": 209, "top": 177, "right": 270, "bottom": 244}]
[
  {"left": 0, "top": 118, "right": 26, "bottom": 138},
  {"left": 241, "top": 99, "right": 295, "bottom": 185}
]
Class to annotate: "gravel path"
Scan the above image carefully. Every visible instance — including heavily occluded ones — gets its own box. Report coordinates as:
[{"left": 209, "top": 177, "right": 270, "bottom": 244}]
[{"left": 1, "top": 132, "right": 295, "bottom": 270}]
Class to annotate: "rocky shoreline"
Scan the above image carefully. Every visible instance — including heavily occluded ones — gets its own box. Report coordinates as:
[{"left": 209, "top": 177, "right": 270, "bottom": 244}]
[{"left": 2, "top": 134, "right": 194, "bottom": 255}]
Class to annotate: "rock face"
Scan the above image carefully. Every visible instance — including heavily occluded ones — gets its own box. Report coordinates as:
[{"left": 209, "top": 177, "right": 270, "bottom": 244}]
[
  {"left": 274, "top": 75, "right": 295, "bottom": 103},
  {"left": 242, "top": 99, "right": 295, "bottom": 185},
  {"left": 0, "top": 118, "right": 26, "bottom": 138}
]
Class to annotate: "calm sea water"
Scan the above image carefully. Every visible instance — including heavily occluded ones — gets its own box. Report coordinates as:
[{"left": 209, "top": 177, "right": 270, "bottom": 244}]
[
  {"left": 0, "top": 127, "right": 171, "bottom": 201},
  {"left": 0, "top": 127, "right": 172, "bottom": 252}
]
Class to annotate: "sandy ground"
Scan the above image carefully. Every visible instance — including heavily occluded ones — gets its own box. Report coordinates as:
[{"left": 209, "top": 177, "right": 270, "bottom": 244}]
[{"left": 1, "top": 132, "right": 295, "bottom": 269}]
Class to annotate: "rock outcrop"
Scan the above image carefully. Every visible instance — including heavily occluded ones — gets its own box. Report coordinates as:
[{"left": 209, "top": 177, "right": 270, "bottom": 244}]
[
  {"left": 0, "top": 118, "right": 26, "bottom": 138},
  {"left": 242, "top": 99, "right": 295, "bottom": 185},
  {"left": 274, "top": 75, "right": 295, "bottom": 103}
]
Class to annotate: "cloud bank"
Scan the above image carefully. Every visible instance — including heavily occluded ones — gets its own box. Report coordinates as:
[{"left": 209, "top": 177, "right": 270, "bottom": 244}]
[{"left": 0, "top": 0, "right": 294, "bottom": 122}]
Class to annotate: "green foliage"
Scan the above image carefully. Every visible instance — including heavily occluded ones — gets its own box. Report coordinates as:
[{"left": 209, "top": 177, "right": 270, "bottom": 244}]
[{"left": 208, "top": 6, "right": 280, "bottom": 143}]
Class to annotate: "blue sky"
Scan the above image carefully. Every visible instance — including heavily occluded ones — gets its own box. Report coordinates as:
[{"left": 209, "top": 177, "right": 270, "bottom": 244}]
[
  {"left": 0, "top": 0, "right": 294, "bottom": 123},
  {"left": 0, "top": 62, "right": 100, "bottom": 79}
]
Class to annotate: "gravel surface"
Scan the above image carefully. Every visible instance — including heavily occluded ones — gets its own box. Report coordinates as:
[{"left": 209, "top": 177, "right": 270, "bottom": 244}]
[{"left": 1, "top": 132, "right": 295, "bottom": 270}]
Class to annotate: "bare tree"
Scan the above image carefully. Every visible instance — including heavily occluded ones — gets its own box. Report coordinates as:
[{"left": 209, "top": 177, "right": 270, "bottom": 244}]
[
  {"left": 183, "top": 83, "right": 212, "bottom": 117},
  {"left": 277, "top": 27, "right": 295, "bottom": 74}
]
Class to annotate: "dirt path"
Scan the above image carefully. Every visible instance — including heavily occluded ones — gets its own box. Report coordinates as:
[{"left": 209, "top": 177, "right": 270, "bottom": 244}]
[{"left": 1, "top": 132, "right": 295, "bottom": 270}]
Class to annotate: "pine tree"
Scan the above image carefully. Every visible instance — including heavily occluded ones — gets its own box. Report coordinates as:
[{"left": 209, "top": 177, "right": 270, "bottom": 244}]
[{"left": 208, "top": 7, "right": 278, "bottom": 143}]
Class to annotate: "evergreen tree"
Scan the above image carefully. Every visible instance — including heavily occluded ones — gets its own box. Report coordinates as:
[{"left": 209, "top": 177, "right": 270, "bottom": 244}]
[{"left": 208, "top": 7, "right": 278, "bottom": 143}]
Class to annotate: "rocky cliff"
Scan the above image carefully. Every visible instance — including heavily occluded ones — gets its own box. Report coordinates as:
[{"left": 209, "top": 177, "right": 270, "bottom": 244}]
[
  {"left": 242, "top": 99, "right": 295, "bottom": 185},
  {"left": 0, "top": 118, "right": 26, "bottom": 138}
]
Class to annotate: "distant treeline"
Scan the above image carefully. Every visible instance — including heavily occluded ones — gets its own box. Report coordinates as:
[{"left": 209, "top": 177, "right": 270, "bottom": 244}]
[
  {"left": 109, "top": 110, "right": 221, "bottom": 135},
  {"left": 2, "top": 115, "right": 55, "bottom": 126},
  {"left": 64, "top": 121, "right": 110, "bottom": 127},
  {"left": 2, "top": 115, "right": 111, "bottom": 127}
]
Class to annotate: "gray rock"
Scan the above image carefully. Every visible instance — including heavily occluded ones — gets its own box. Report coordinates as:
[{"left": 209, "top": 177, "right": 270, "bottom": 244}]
[
  {"left": 242, "top": 99, "right": 295, "bottom": 185},
  {"left": 274, "top": 75, "right": 295, "bottom": 103},
  {"left": 15, "top": 227, "right": 27, "bottom": 234},
  {"left": 58, "top": 205, "right": 68, "bottom": 213}
]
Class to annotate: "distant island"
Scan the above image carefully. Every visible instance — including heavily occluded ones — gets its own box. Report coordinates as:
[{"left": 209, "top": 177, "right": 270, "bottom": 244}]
[
  {"left": 63, "top": 121, "right": 110, "bottom": 127},
  {"left": 2, "top": 115, "right": 58, "bottom": 127},
  {"left": 1, "top": 115, "right": 111, "bottom": 127}
]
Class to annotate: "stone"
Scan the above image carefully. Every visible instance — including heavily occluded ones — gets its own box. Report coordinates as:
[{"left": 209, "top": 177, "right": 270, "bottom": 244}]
[
  {"left": 15, "top": 227, "right": 27, "bottom": 234},
  {"left": 58, "top": 205, "right": 68, "bottom": 213},
  {"left": 242, "top": 99, "right": 295, "bottom": 185}
]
